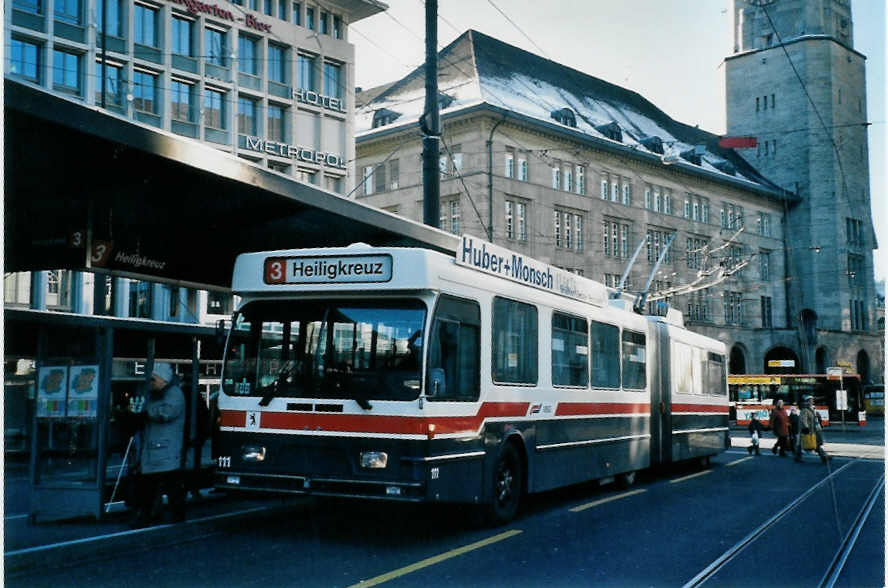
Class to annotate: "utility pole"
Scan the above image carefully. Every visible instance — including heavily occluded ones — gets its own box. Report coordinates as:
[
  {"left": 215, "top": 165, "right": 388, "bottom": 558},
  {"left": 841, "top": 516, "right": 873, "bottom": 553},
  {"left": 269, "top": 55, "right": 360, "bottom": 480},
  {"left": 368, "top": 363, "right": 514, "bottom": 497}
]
[{"left": 421, "top": 0, "right": 440, "bottom": 228}]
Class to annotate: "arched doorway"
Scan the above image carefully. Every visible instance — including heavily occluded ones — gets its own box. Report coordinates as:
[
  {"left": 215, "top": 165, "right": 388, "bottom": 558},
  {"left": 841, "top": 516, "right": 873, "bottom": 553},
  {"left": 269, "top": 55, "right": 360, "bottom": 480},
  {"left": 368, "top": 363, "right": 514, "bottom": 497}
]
[
  {"left": 857, "top": 350, "right": 871, "bottom": 384},
  {"left": 815, "top": 347, "right": 828, "bottom": 374},
  {"left": 764, "top": 347, "right": 800, "bottom": 374},
  {"left": 729, "top": 345, "right": 746, "bottom": 374}
]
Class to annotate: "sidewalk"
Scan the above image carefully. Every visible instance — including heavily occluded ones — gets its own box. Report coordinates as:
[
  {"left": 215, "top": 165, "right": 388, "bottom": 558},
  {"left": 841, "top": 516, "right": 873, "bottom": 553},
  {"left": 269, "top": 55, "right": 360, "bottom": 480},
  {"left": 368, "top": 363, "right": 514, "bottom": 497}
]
[{"left": 729, "top": 416, "right": 885, "bottom": 460}]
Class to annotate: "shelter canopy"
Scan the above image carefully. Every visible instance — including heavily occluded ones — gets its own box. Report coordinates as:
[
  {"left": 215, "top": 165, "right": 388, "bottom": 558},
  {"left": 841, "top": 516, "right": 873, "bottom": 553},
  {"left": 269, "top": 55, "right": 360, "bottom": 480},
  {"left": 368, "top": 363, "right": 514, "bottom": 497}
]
[{"left": 4, "top": 80, "right": 457, "bottom": 290}]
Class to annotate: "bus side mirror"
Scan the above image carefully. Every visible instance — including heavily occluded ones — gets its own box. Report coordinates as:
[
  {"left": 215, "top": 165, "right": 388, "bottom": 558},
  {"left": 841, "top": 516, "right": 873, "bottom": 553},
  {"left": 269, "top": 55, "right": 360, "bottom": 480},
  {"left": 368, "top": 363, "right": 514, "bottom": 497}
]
[{"left": 428, "top": 368, "right": 445, "bottom": 398}]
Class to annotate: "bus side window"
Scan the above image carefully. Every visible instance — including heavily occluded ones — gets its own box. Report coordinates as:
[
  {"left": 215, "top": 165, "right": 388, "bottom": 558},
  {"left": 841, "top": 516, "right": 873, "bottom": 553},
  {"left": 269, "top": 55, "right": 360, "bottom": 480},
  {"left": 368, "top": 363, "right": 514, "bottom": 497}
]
[
  {"left": 427, "top": 295, "right": 481, "bottom": 401},
  {"left": 590, "top": 321, "right": 619, "bottom": 389}
]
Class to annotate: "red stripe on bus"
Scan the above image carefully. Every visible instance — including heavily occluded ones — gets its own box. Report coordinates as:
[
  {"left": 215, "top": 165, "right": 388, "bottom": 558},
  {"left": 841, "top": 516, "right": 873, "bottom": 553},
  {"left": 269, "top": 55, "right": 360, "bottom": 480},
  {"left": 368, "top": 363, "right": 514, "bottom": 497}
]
[
  {"left": 555, "top": 402, "right": 650, "bottom": 416},
  {"left": 219, "top": 401, "right": 531, "bottom": 435},
  {"left": 671, "top": 403, "right": 728, "bottom": 413}
]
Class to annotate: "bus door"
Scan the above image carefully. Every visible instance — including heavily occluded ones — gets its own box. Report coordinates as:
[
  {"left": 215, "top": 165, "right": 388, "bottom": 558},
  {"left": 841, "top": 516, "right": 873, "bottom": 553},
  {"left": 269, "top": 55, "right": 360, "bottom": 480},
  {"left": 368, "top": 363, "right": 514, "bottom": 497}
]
[{"left": 649, "top": 323, "right": 672, "bottom": 467}]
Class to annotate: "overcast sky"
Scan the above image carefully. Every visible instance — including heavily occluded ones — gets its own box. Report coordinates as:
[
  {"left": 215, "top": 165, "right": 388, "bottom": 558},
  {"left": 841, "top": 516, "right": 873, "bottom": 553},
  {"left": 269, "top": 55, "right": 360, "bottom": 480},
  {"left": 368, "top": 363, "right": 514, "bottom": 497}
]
[{"left": 350, "top": 0, "right": 887, "bottom": 283}]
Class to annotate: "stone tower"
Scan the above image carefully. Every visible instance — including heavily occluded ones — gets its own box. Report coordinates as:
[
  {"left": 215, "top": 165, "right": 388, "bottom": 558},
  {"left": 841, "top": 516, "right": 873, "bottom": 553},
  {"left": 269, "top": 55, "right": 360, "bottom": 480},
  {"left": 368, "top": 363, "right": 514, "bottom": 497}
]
[{"left": 725, "top": 0, "right": 877, "bottom": 373}]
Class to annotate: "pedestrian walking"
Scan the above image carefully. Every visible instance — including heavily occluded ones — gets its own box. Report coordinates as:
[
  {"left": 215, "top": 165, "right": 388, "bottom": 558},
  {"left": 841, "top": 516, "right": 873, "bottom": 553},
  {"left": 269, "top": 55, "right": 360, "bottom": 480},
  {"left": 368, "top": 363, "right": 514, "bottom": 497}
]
[
  {"left": 747, "top": 412, "right": 764, "bottom": 455},
  {"left": 129, "top": 362, "right": 187, "bottom": 528},
  {"left": 770, "top": 399, "right": 790, "bottom": 456},
  {"left": 788, "top": 405, "right": 800, "bottom": 452},
  {"left": 796, "top": 395, "right": 829, "bottom": 463}
]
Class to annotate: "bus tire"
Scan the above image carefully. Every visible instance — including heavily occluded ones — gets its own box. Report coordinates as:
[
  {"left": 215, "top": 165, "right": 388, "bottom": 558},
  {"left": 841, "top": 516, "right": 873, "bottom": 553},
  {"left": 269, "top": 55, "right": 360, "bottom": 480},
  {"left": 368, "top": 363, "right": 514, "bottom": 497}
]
[
  {"left": 617, "top": 470, "right": 636, "bottom": 489},
  {"left": 488, "top": 443, "right": 522, "bottom": 525}
]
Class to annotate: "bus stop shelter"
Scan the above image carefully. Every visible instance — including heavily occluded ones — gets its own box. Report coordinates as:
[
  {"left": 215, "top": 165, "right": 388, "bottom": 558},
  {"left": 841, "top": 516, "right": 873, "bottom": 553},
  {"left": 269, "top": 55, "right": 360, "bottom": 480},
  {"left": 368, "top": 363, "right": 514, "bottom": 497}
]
[{"left": 4, "top": 78, "right": 458, "bottom": 521}]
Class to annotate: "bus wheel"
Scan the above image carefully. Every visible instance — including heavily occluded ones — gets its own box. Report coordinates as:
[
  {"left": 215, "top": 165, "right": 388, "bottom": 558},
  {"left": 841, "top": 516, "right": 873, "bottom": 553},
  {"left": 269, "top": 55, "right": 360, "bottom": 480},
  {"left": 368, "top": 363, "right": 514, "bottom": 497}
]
[
  {"left": 489, "top": 444, "right": 522, "bottom": 525},
  {"left": 617, "top": 470, "right": 636, "bottom": 489}
]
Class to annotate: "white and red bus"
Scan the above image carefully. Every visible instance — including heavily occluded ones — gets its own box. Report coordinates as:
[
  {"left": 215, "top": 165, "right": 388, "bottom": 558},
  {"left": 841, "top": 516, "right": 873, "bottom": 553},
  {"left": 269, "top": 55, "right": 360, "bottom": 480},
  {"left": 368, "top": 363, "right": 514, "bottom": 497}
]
[{"left": 214, "top": 236, "right": 729, "bottom": 523}]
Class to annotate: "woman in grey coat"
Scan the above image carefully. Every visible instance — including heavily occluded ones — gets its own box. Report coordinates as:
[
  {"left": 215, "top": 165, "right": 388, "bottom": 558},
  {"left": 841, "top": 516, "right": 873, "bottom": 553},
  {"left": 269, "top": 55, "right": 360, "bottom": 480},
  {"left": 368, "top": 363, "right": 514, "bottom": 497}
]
[{"left": 131, "top": 362, "right": 186, "bottom": 527}]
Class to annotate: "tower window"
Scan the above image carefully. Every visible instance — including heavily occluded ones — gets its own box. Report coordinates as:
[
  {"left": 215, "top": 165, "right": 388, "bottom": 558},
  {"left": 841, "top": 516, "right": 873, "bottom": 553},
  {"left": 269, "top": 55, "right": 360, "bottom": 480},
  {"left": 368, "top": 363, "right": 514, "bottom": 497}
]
[
  {"left": 770, "top": 94, "right": 775, "bottom": 109},
  {"left": 755, "top": 97, "right": 759, "bottom": 112}
]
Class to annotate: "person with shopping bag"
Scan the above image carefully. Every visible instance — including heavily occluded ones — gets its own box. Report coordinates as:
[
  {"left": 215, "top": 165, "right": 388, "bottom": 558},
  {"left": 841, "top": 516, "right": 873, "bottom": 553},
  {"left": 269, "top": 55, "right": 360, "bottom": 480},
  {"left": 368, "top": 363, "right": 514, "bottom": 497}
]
[
  {"left": 747, "top": 412, "right": 764, "bottom": 455},
  {"left": 795, "top": 395, "right": 829, "bottom": 463},
  {"left": 769, "top": 399, "right": 790, "bottom": 456}
]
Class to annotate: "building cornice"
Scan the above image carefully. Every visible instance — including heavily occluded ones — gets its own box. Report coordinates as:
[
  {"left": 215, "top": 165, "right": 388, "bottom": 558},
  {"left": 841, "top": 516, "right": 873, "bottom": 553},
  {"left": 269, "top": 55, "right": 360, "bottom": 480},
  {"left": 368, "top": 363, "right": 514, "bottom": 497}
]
[{"left": 726, "top": 35, "right": 866, "bottom": 62}]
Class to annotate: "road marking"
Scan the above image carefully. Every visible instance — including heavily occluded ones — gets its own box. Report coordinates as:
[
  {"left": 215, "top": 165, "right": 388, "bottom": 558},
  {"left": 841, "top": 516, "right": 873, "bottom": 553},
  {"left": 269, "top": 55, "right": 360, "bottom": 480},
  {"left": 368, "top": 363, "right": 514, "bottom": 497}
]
[
  {"left": 348, "top": 529, "right": 523, "bottom": 588},
  {"left": 569, "top": 488, "right": 646, "bottom": 513},
  {"left": 669, "top": 470, "right": 712, "bottom": 484},
  {"left": 726, "top": 457, "right": 754, "bottom": 467}
]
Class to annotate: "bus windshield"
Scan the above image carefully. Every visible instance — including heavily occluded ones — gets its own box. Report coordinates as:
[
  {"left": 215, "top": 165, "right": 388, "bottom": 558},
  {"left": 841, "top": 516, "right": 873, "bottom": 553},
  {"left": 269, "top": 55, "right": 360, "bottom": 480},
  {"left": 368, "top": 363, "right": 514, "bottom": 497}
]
[{"left": 222, "top": 299, "right": 426, "bottom": 403}]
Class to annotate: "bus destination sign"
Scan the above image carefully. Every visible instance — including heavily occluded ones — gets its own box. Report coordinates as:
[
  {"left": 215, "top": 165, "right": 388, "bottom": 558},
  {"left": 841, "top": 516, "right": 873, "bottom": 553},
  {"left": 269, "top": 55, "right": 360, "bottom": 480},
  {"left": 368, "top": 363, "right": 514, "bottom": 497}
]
[
  {"left": 264, "top": 255, "right": 392, "bottom": 284},
  {"left": 457, "top": 235, "right": 606, "bottom": 306}
]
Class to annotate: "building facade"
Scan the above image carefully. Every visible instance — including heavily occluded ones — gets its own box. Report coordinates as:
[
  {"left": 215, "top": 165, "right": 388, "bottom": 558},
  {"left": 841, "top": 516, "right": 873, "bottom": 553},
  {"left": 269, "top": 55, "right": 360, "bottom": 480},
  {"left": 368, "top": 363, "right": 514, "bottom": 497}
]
[
  {"left": 355, "top": 28, "right": 882, "bottom": 382},
  {"left": 725, "top": 0, "right": 880, "bottom": 381},
  {"left": 5, "top": 0, "right": 385, "bottom": 322}
]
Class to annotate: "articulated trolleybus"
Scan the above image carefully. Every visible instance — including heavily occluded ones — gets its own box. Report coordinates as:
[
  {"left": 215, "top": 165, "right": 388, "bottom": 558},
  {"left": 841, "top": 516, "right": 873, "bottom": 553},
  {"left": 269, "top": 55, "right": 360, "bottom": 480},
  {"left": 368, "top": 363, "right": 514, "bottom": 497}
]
[{"left": 215, "top": 236, "right": 729, "bottom": 523}]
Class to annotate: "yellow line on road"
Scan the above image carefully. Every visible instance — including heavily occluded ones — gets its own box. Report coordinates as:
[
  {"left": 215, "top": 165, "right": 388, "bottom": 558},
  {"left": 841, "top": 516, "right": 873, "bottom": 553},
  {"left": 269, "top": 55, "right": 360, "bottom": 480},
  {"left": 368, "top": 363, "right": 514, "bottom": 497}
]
[
  {"left": 669, "top": 470, "right": 712, "bottom": 484},
  {"left": 726, "top": 456, "right": 754, "bottom": 467},
  {"left": 348, "top": 529, "right": 523, "bottom": 588},
  {"left": 569, "top": 488, "right": 646, "bottom": 513}
]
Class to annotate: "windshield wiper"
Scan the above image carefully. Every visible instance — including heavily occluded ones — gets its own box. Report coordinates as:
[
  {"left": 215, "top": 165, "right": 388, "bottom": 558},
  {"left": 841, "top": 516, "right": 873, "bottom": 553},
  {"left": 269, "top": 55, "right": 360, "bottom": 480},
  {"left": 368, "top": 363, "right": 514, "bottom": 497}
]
[{"left": 258, "top": 361, "right": 296, "bottom": 406}]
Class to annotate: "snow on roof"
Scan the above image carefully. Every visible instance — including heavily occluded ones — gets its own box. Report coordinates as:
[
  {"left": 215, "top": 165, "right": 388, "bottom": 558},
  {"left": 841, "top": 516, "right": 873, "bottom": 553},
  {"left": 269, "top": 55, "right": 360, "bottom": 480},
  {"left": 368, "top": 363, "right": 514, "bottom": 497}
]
[{"left": 356, "top": 30, "right": 790, "bottom": 198}]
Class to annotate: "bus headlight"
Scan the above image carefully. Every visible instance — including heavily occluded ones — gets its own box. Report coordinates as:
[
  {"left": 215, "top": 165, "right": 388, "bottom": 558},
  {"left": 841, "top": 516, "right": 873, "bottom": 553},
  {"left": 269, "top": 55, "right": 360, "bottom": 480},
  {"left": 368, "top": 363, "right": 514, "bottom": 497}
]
[
  {"left": 242, "top": 444, "right": 266, "bottom": 462},
  {"left": 360, "top": 451, "right": 388, "bottom": 469}
]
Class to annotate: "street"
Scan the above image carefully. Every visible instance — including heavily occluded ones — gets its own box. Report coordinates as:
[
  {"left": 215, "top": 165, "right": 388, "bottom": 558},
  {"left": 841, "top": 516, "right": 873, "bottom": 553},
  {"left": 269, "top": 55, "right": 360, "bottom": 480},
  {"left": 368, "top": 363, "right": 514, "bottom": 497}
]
[{"left": 6, "top": 429, "right": 884, "bottom": 588}]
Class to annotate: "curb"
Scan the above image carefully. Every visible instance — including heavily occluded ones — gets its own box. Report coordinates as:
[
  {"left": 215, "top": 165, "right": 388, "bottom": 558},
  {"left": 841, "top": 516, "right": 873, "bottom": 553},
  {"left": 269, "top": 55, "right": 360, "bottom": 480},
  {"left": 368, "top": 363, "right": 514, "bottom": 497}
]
[{"left": 4, "top": 503, "right": 296, "bottom": 575}]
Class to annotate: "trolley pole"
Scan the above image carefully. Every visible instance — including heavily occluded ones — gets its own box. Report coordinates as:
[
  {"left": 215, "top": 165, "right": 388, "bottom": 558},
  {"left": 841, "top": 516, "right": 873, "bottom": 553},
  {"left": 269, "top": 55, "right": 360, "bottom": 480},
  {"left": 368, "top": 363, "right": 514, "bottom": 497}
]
[{"left": 421, "top": 0, "right": 440, "bottom": 228}]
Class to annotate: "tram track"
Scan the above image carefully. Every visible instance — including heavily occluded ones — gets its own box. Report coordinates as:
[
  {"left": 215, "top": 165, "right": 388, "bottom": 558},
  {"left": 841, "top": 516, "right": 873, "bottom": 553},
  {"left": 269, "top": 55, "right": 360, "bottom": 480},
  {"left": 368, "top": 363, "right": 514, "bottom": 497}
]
[
  {"left": 818, "top": 473, "right": 885, "bottom": 587},
  {"left": 682, "top": 459, "right": 862, "bottom": 588}
]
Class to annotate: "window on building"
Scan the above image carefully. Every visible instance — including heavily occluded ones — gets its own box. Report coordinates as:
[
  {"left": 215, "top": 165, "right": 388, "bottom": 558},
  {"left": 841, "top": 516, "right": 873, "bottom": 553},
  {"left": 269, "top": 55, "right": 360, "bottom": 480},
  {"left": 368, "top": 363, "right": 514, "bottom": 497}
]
[
  {"left": 663, "top": 189, "right": 672, "bottom": 215},
  {"left": 622, "top": 181, "right": 631, "bottom": 205},
  {"left": 206, "top": 28, "right": 227, "bottom": 67},
  {"left": 292, "top": 1, "right": 301, "bottom": 25},
  {"left": 134, "top": 3, "right": 159, "bottom": 47},
  {"left": 54, "top": 0, "right": 80, "bottom": 23},
  {"left": 759, "top": 250, "right": 770, "bottom": 281},
  {"left": 646, "top": 228, "right": 673, "bottom": 263},
  {"left": 611, "top": 177, "right": 619, "bottom": 202},
  {"left": 552, "top": 166, "right": 561, "bottom": 190},
  {"left": 323, "top": 61, "right": 342, "bottom": 100},
  {"left": 305, "top": 6, "right": 315, "bottom": 30},
  {"left": 171, "top": 16, "right": 193, "bottom": 56},
  {"left": 724, "top": 291, "right": 743, "bottom": 325},
  {"left": 684, "top": 198, "right": 691, "bottom": 219},
  {"left": 95, "top": 60, "right": 122, "bottom": 106},
  {"left": 564, "top": 212, "right": 572, "bottom": 249},
  {"left": 600, "top": 173, "right": 608, "bottom": 200},
  {"left": 268, "top": 161, "right": 290, "bottom": 174},
  {"left": 203, "top": 87, "right": 225, "bottom": 129},
  {"left": 603, "top": 220, "right": 629, "bottom": 258},
  {"left": 52, "top": 49, "right": 81, "bottom": 95},
  {"left": 170, "top": 79, "right": 194, "bottom": 122},
  {"left": 237, "top": 95, "right": 259, "bottom": 135},
  {"left": 761, "top": 296, "right": 773, "bottom": 328},
  {"left": 644, "top": 185, "right": 652, "bottom": 209},
  {"left": 333, "top": 14, "right": 342, "bottom": 39},
  {"left": 846, "top": 218, "right": 863, "bottom": 246},
  {"left": 686, "top": 237, "right": 708, "bottom": 270},
  {"left": 10, "top": 39, "right": 41, "bottom": 83},
  {"left": 389, "top": 159, "right": 399, "bottom": 190},
  {"left": 206, "top": 291, "right": 233, "bottom": 315},
  {"left": 319, "top": 10, "right": 332, "bottom": 34},
  {"left": 267, "top": 103, "right": 285, "bottom": 142},
  {"left": 576, "top": 165, "right": 584, "bottom": 195},
  {"left": 132, "top": 69, "right": 158, "bottom": 113},
  {"left": 277, "top": 0, "right": 287, "bottom": 20},
  {"left": 646, "top": 280, "right": 672, "bottom": 316},
  {"left": 687, "top": 289, "right": 711, "bottom": 322},
  {"left": 268, "top": 44, "right": 286, "bottom": 83},
  {"left": 238, "top": 34, "right": 259, "bottom": 75},
  {"left": 439, "top": 199, "right": 460, "bottom": 235},
  {"left": 757, "top": 212, "right": 772, "bottom": 236},
  {"left": 492, "top": 297, "right": 538, "bottom": 384},
  {"left": 298, "top": 54, "right": 316, "bottom": 91},
  {"left": 14, "top": 0, "right": 41, "bottom": 14},
  {"left": 848, "top": 254, "right": 864, "bottom": 290},
  {"left": 374, "top": 163, "right": 386, "bottom": 194},
  {"left": 518, "top": 157, "right": 528, "bottom": 181},
  {"left": 362, "top": 166, "right": 373, "bottom": 196},
  {"left": 552, "top": 313, "right": 588, "bottom": 387},
  {"left": 504, "top": 147, "right": 515, "bottom": 178},
  {"left": 564, "top": 165, "right": 573, "bottom": 192},
  {"left": 263, "top": 0, "right": 272, "bottom": 15},
  {"left": 95, "top": 0, "right": 122, "bottom": 34}
]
